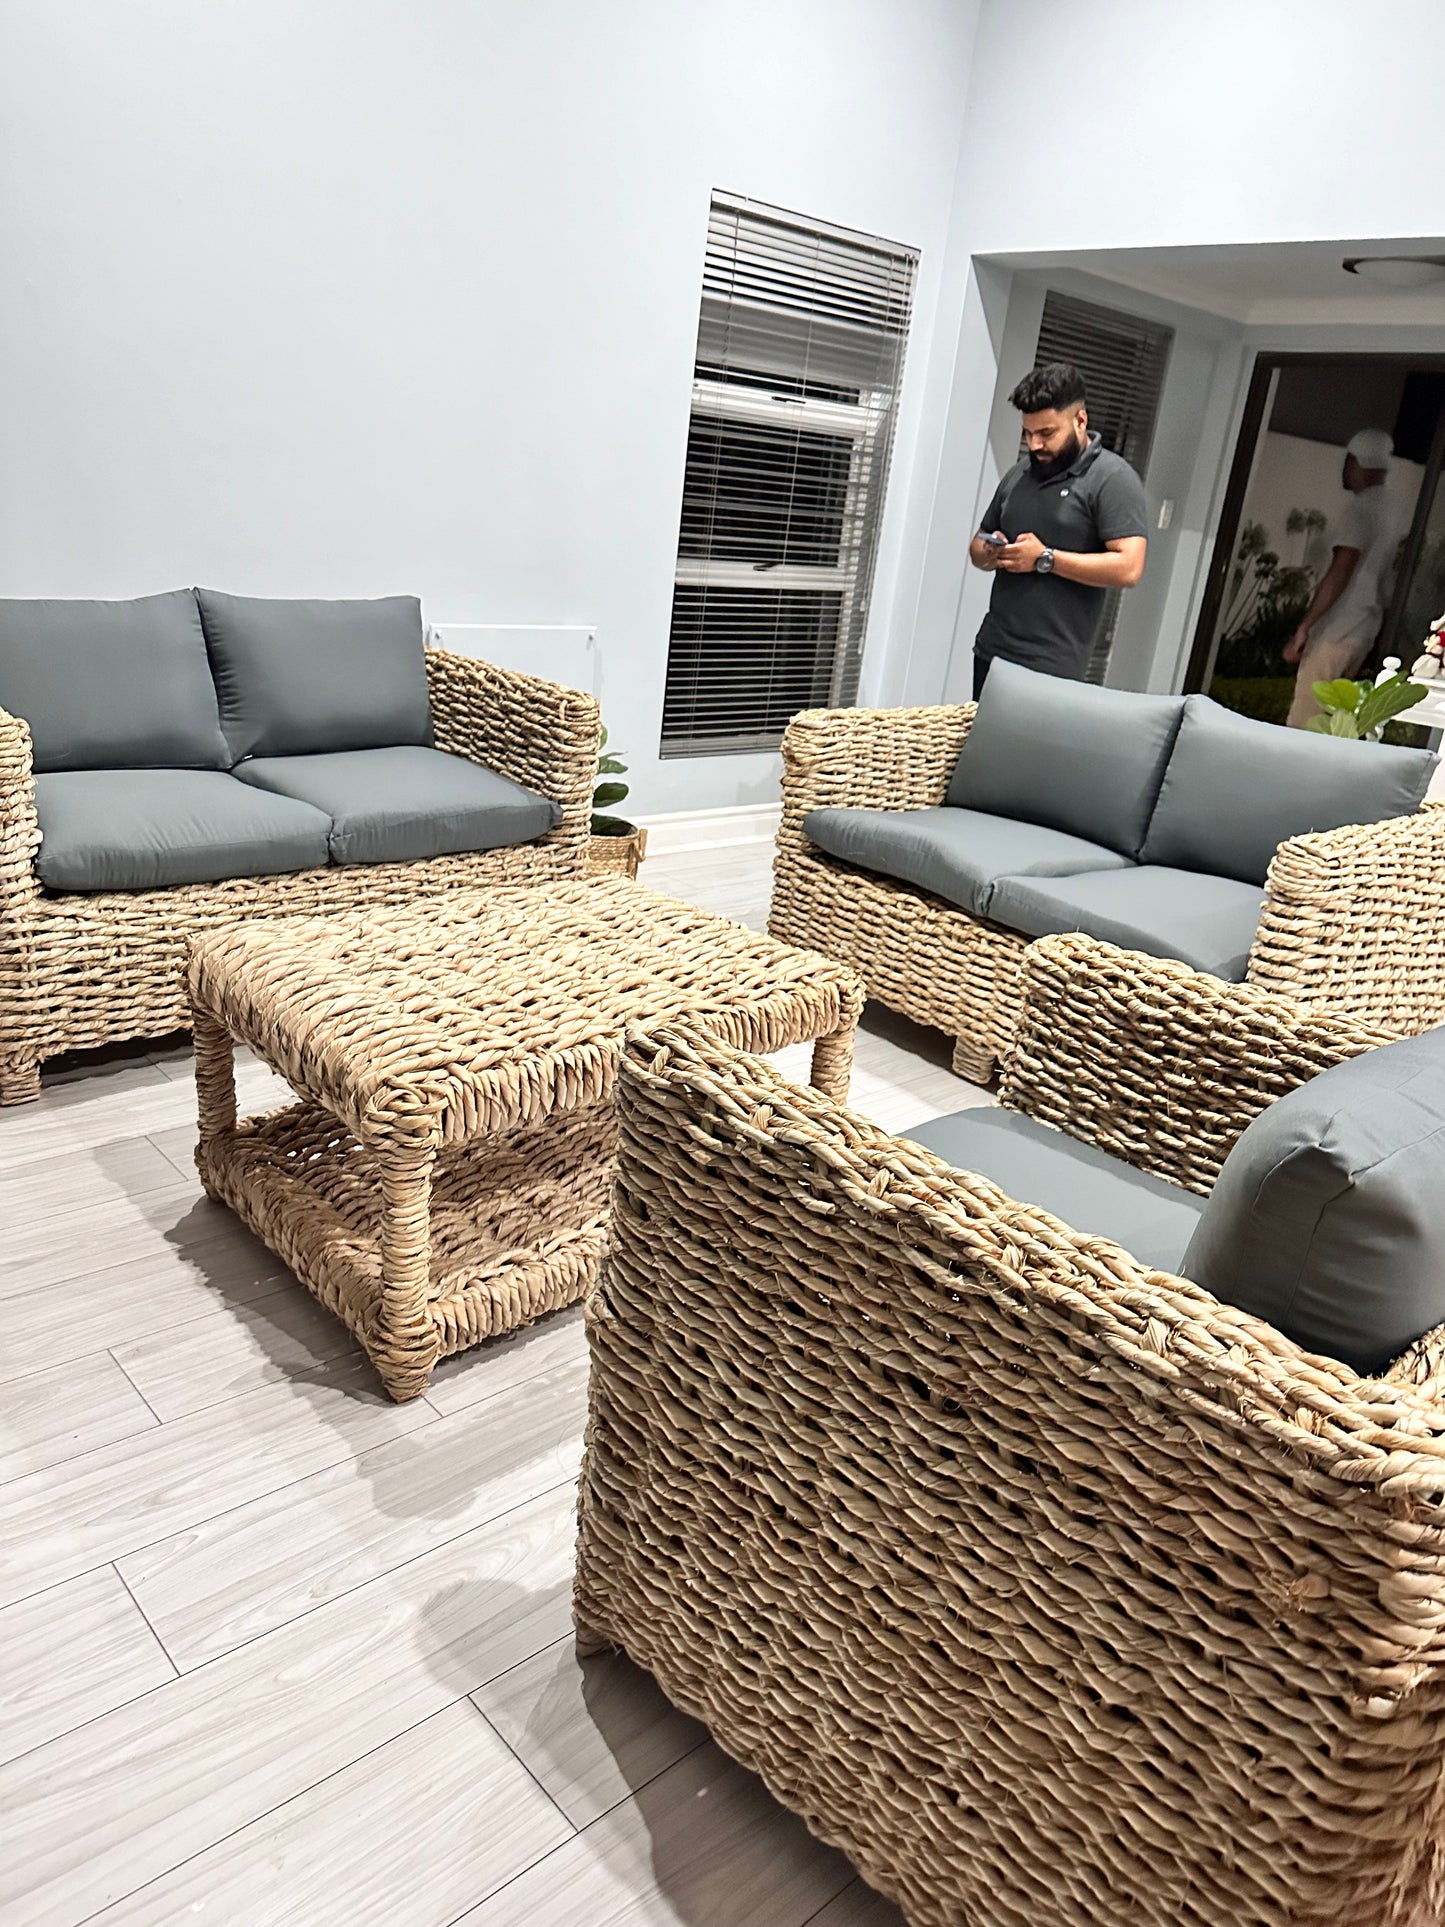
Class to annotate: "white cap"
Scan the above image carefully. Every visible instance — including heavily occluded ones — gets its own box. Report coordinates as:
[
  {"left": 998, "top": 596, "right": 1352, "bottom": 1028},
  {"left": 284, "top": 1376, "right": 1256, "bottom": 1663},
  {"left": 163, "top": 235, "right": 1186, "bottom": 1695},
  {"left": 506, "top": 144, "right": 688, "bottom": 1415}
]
[{"left": 1346, "top": 427, "right": 1394, "bottom": 469}]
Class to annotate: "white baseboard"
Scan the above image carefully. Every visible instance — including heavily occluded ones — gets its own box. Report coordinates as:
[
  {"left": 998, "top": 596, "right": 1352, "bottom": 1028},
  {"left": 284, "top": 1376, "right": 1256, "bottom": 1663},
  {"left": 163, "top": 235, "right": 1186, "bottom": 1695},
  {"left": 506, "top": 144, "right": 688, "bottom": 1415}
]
[{"left": 634, "top": 802, "right": 781, "bottom": 858}]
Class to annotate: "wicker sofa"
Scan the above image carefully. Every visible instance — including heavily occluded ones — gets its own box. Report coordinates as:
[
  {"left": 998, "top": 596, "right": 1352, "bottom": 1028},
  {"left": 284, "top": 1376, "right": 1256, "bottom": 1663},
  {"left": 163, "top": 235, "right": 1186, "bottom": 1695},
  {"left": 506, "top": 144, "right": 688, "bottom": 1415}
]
[
  {"left": 0, "top": 590, "right": 600, "bottom": 1101},
  {"left": 769, "top": 662, "right": 1445, "bottom": 1081},
  {"left": 575, "top": 942, "right": 1445, "bottom": 1927}
]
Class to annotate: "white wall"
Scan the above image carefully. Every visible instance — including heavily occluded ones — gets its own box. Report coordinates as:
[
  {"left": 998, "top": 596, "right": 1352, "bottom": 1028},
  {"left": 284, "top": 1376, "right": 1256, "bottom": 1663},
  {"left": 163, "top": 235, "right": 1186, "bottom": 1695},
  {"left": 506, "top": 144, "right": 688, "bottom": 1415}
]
[
  {"left": 957, "top": 0, "right": 1445, "bottom": 255},
  {"left": 893, "top": 0, "right": 1445, "bottom": 707},
  {"left": 0, "top": 0, "right": 979, "bottom": 812}
]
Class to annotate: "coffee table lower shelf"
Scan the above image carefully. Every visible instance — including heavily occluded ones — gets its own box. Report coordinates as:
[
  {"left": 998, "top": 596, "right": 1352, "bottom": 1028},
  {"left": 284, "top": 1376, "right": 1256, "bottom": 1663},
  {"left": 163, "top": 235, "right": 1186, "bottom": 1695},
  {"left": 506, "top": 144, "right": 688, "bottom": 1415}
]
[{"left": 198, "top": 1100, "right": 617, "bottom": 1398}]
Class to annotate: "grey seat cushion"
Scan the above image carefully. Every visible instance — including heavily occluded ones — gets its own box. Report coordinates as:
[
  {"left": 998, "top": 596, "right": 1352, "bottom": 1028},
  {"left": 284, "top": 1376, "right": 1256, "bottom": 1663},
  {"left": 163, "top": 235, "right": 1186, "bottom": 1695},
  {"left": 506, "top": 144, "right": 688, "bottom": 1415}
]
[
  {"left": 196, "top": 591, "right": 432, "bottom": 762},
  {"left": 904, "top": 1107, "right": 1204, "bottom": 1274},
  {"left": 990, "top": 865, "right": 1264, "bottom": 981},
  {"left": 803, "top": 806, "right": 1131, "bottom": 918},
  {"left": 1142, "top": 695, "right": 1437, "bottom": 885},
  {"left": 946, "top": 659, "right": 1185, "bottom": 858},
  {"left": 0, "top": 591, "right": 228, "bottom": 773},
  {"left": 34, "top": 769, "right": 332, "bottom": 893},
  {"left": 1182, "top": 1028, "right": 1445, "bottom": 1375},
  {"left": 232, "top": 746, "right": 560, "bottom": 865}
]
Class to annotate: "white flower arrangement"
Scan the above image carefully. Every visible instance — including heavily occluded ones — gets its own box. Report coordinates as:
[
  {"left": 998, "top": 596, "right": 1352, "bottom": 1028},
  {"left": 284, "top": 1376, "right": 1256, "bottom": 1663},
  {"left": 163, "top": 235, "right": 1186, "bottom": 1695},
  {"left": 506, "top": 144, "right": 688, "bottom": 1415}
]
[{"left": 1411, "top": 612, "right": 1445, "bottom": 679}]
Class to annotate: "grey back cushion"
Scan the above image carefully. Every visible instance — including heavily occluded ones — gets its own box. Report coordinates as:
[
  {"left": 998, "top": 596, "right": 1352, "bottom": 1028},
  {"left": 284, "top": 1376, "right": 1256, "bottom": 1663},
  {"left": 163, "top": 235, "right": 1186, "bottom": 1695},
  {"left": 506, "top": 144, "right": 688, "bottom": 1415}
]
[
  {"left": 1182, "top": 1028, "right": 1445, "bottom": 1376},
  {"left": 196, "top": 590, "right": 432, "bottom": 762},
  {"left": 1142, "top": 695, "right": 1437, "bottom": 886},
  {"left": 0, "top": 591, "right": 228, "bottom": 773},
  {"left": 946, "top": 660, "right": 1185, "bottom": 858}
]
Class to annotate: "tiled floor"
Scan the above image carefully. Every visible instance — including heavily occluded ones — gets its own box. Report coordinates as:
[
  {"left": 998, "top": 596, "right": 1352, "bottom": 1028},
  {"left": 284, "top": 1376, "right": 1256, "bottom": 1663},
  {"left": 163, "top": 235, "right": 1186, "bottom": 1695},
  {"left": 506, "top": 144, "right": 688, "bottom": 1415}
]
[{"left": 0, "top": 841, "right": 990, "bottom": 1926}]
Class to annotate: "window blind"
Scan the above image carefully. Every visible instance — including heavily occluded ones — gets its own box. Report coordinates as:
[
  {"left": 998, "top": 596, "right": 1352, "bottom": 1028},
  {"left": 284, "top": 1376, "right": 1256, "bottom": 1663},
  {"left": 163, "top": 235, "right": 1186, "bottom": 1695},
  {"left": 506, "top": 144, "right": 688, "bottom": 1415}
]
[
  {"left": 661, "top": 194, "right": 918, "bottom": 757},
  {"left": 1034, "top": 291, "right": 1173, "bottom": 682}
]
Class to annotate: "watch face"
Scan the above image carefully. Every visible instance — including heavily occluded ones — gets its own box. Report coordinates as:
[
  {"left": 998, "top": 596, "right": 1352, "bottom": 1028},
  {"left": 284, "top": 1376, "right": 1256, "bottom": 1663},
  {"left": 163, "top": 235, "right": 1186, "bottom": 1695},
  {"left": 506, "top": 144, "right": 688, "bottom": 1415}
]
[{"left": 1036, "top": 549, "right": 1054, "bottom": 574}]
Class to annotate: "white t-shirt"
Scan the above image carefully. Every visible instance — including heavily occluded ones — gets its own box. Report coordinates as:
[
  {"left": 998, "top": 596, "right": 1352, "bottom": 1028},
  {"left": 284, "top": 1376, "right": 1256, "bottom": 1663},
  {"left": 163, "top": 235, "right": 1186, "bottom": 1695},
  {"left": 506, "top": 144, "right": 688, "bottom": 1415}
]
[{"left": 1322, "top": 465, "right": 1415, "bottom": 642}]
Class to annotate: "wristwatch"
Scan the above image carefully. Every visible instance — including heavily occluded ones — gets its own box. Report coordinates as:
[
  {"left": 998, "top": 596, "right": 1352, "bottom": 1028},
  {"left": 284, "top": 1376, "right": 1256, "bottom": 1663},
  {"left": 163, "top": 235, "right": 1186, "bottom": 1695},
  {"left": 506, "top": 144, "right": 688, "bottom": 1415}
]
[{"left": 1035, "top": 548, "right": 1055, "bottom": 575}]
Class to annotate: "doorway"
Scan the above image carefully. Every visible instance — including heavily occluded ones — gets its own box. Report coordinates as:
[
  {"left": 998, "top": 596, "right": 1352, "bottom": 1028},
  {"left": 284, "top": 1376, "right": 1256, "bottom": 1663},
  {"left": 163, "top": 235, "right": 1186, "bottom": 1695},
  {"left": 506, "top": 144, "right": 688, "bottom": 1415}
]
[{"left": 1185, "top": 353, "right": 1445, "bottom": 723}]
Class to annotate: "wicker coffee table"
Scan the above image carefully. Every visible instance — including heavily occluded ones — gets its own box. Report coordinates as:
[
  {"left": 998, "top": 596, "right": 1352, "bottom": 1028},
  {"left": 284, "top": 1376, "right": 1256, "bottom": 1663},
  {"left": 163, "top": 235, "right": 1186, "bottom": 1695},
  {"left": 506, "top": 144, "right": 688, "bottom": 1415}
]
[{"left": 186, "top": 877, "right": 863, "bottom": 1400}]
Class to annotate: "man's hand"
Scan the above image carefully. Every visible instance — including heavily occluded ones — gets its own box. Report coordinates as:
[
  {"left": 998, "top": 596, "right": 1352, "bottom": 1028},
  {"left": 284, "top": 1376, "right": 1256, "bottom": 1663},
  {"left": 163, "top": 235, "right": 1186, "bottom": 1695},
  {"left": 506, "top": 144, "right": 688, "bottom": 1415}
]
[
  {"left": 970, "top": 531, "right": 1008, "bottom": 572},
  {"left": 1282, "top": 624, "right": 1312, "bottom": 666},
  {"left": 998, "top": 532, "right": 1045, "bottom": 573}
]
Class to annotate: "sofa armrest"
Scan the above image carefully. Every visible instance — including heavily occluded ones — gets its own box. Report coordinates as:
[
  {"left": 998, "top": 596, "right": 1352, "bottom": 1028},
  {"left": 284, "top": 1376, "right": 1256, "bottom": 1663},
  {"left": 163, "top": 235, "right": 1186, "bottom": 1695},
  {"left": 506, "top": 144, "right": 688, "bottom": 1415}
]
[
  {"left": 0, "top": 706, "right": 43, "bottom": 1087},
  {"left": 577, "top": 1019, "right": 1445, "bottom": 1923},
  {"left": 1001, "top": 932, "right": 1393, "bottom": 1195},
  {"left": 777, "top": 702, "right": 975, "bottom": 854},
  {"left": 1250, "top": 801, "right": 1445, "bottom": 1033},
  {"left": 0, "top": 706, "right": 41, "bottom": 909},
  {"left": 425, "top": 646, "right": 601, "bottom": 855}
]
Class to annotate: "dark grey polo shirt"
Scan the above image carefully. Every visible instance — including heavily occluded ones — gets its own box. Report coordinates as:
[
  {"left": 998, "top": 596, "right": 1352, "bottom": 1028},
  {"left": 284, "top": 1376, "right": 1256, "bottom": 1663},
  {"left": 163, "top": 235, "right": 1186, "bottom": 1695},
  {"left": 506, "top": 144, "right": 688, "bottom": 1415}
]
[{"left": 974, "top": 435, "right": 1147, "bottom": 676}]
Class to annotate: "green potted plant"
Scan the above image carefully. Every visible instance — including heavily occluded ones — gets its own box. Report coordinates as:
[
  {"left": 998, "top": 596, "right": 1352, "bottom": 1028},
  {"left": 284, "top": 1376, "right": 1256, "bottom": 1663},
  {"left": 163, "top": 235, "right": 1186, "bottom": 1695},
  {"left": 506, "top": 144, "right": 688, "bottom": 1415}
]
[
  {"left": 1307, "top": 669, "right": 1427, "bottom": 741},
  {"left": 587, "top": 726, "right": 647, "bottom": 878}
]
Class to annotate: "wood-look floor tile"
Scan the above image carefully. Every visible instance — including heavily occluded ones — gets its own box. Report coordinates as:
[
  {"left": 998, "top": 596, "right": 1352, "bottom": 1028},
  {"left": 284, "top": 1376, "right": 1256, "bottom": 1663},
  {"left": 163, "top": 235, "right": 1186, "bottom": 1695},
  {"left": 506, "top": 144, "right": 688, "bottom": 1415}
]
[
  {"left": 0, "top": 1136, "right": 181, "bottom": 1224},
  {"left": 425, "top": 1303, "right": 587, "bottom": 1416},
  {"left": 0, "top": 1359, "right": 437, "bottom": 1612},
  {"left": 0, "top": 1182, "right": 233, "bottom": 1297},
  {"left": 0, "top": 1073, "right": 192, "bottom": 1168},
  {"left": 453, "top": 1740, "right": 855, "bottom": 1927},
  {"left": 803, "top": 1879, "right": 907, "bottom": 1926},
  {"left": 0, "top": 1353, "right": 158, "bottom": 1483},
  {"left": 120, "top": 1355, "right": 587, "bottom": 1669},
  {"left": 0, "top": 1567, "right": 175, "bottom": 1767},
  {"left": 143, "top": 1122, "right": 201, "bottom": 1181},
  {"left": 474, "top": 1636, "right": 707, "bottom": 1828},
  {"left": 90, "top": 1697, "right": 572, "bottom": 1927},
  {"left": 0, "top": 1236, "right": 294, "bottom": 1385},
  {"left": 1, "top": 1483, "right": 577, "bottom": 1925},
  {"left": 111, "top": 1276, "right": 363, "bottom": 1421}
]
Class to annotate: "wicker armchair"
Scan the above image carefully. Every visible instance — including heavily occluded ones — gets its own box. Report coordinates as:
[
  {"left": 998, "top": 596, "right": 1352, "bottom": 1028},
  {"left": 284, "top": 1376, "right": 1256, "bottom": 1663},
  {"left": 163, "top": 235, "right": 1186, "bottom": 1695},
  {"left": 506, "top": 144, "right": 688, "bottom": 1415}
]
[
  {"left": 575, "top": 941, "right": 1445, "bottom": 1927},
  {"left": 0, "top": 648, "right": 600, "bottom": 1102},
  {"left": 769, "top": 700, "right": 1445, "bottom": 1082}
]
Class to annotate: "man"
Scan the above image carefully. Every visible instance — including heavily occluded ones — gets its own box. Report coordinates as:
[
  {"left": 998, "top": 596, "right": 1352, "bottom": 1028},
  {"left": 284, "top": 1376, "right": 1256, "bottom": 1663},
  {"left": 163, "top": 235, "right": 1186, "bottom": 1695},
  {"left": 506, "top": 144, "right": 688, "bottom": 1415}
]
[
  {"left": 1282, "top": 427, "right": 1415, "bottom": 728},
  {"left": 968, "top": 360, "right": 1148, "bottom": 699}
]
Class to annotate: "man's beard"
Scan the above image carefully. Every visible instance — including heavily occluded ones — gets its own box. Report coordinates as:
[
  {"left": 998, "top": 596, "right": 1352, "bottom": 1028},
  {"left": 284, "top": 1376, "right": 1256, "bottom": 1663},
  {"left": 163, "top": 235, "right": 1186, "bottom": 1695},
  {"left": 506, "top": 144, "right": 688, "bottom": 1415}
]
[{"left": 1029, "top": 430, "right": 1083, "bottom": 481}]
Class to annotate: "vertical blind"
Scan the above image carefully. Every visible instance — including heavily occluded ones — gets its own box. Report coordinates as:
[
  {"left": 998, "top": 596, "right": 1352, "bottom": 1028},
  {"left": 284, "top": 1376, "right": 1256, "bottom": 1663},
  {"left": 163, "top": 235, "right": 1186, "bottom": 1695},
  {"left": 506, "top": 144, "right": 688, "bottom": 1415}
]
[
  {"left": 1034, "top": 290, "right": 1173, "bottom": 682},
  {"left": 660, "top": 194, "right": 919, "bottom": 757}
]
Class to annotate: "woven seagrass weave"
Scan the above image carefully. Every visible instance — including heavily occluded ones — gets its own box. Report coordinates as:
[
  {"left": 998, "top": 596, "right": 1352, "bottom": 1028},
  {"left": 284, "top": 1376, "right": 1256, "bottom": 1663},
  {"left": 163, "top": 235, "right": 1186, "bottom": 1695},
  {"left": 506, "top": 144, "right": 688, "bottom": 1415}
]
[
  {"left": 0, "top": 648, "right": 601, "bottom": 1103},
  {"left": 575, "top": 1010, "right": 1445, "bottom": 1927},
  {"left": 190, "top": 877, "right": 863, "bottom": 1399},
  {"left": 769, "top": 698, "right": 1445, "bottom": 1082}
]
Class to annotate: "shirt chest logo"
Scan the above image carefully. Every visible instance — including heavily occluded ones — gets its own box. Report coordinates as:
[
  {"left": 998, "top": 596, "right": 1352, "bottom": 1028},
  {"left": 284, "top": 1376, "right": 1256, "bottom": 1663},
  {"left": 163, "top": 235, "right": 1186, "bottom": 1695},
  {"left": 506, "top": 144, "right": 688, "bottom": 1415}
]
[{"left": 1060, "top": 488, "right": 1070, "bottom": 497}]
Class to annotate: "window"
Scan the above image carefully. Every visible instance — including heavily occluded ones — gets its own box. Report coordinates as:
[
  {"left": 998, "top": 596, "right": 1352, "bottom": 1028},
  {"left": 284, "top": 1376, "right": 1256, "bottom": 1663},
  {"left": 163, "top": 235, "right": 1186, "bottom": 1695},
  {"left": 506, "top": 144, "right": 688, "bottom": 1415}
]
[
  {"left": 660, "top": 194, "right": 918, "bottom": 757},
  {"left": 1034, "top": 290, "right": 1173, "bottom": 681}
]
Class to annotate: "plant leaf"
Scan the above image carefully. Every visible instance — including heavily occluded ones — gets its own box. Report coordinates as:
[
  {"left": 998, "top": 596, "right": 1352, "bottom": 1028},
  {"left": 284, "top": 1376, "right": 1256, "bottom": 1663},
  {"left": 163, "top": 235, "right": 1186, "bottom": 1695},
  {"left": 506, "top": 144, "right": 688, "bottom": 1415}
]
[
  {"left": 1312, "top": 678, "right": 1363, "bottom": 713},
  {"left": 1357, "top": 676, "right": 1428, "bottom": 735},
  {"left": 598, "top": 724, "right": 608, "bottom": 749},
  {"left": 597, "top": 755, "right": 627, "bottom": 775},
  {"left": 593, "top": 780, "right": 629, "bottom": 807},
  {"left": 1303, "top": 715, "right": 1336, "bottom": 734}
]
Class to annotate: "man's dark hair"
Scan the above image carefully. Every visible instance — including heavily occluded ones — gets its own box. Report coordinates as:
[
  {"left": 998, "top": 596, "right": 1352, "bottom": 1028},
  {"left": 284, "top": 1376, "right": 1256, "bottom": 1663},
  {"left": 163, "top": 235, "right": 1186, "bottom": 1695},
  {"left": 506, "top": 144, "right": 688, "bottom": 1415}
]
[{"left": 1009, "top": 361, "right": 1087, "bottom": 414}]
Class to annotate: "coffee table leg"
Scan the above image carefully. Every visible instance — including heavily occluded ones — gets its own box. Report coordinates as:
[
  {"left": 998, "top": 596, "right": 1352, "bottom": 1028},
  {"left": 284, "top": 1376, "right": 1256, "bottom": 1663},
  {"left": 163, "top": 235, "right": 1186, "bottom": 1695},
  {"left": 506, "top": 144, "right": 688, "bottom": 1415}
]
[
  {"left": 809, "top": 1020, "right": 856, "bottom": 1103},
  {"left": 373, "top": 1144, "right": 442, "bottom": 1402},
  {"left": 193, "top": 1007, "right": 238, "bottom": 1190}
]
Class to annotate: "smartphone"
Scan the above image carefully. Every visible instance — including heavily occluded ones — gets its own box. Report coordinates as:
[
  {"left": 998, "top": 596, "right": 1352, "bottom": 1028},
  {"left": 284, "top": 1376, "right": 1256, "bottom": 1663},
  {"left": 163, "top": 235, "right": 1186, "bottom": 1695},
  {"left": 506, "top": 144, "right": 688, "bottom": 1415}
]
[{"left": 980, "top": 531, "right": 1007, "bottom": 548}]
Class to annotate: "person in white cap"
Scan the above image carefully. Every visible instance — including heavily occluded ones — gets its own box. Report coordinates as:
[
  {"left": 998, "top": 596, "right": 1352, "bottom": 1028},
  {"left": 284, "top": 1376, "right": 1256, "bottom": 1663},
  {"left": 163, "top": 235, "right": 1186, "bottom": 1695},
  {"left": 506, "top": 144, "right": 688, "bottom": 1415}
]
[{"left": 1283, "top": 427, "right": 1416, "bottom": 727}]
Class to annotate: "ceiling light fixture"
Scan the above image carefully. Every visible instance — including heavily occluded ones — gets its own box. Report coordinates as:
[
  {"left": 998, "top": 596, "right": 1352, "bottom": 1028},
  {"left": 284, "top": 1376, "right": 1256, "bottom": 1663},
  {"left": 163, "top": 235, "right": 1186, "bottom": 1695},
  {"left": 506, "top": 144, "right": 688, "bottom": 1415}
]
[{"left": 1343, "top": 254, "right": 1445, "bottom": 290}]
